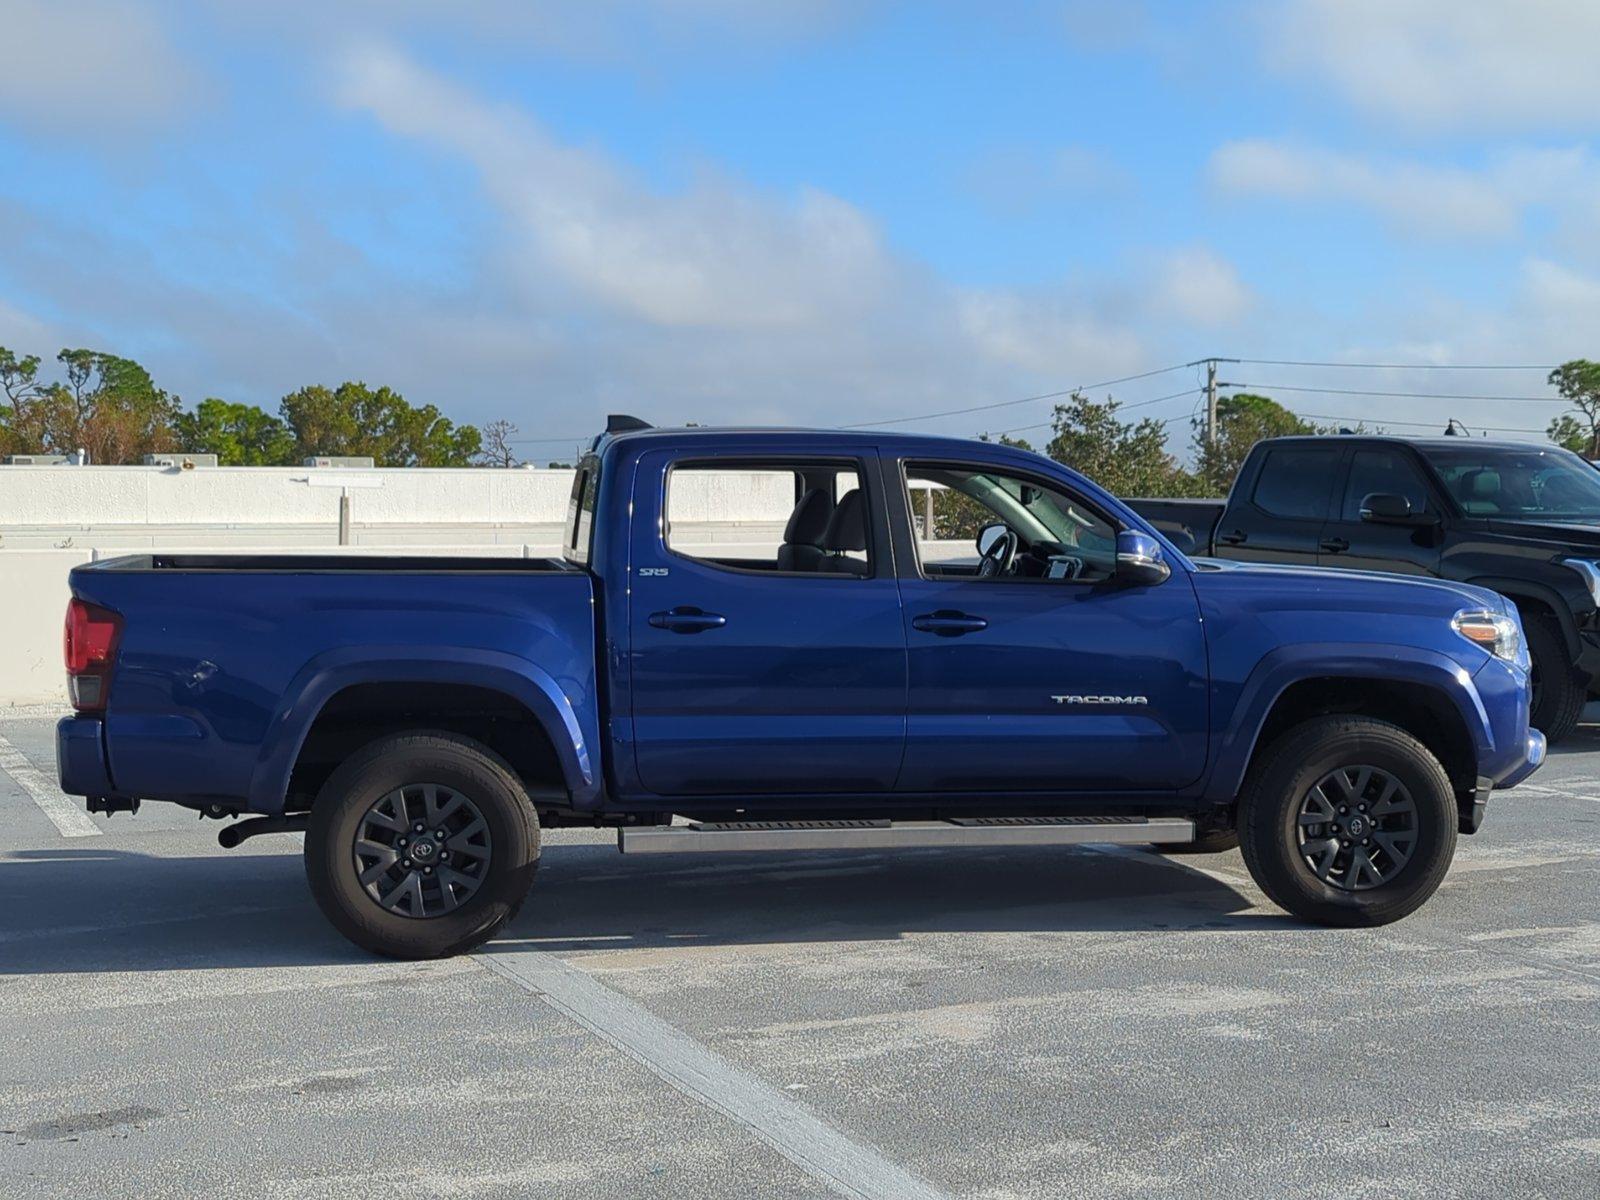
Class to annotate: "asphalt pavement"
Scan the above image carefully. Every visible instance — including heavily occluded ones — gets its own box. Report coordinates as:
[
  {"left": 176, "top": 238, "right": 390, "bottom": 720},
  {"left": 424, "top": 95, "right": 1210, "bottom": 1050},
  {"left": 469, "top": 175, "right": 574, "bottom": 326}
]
[{"left": 2, "top": 708, "right": 1597, "bottom": 1199}]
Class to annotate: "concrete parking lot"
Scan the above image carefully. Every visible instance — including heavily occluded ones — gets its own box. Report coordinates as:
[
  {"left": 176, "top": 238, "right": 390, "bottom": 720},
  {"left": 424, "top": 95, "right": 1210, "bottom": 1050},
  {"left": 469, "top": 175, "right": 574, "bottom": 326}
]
[{"left": 2, "top": 709, "right": 1598, "bottom": 1200}]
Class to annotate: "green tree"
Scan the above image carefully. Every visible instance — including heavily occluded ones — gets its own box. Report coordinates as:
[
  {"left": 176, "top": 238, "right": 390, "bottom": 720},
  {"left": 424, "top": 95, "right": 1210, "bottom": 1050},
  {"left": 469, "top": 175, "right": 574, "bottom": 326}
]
[
  {"left": 1044, "top": 391, "right": 1192, "bottom": 497},
  {"left": 0, "top": 346, "right": 46, "bottom": 456},
  {"left": 174, "top": 398, "right": 296, "bottom": 465},
  {"left": 1547, "top": 360, "right": 1600, "bottom": 457},
  {"left": 22, "top": 349, "right": 181, "bottom": 464},
  {"left": 1191, "top": 392, "right": 1322, "bottom": 496},
  {"left": 279, "top": 381, "right": 482, "bottom": 467},
  {"left": 1547, "top": 412, "right": 1589, "bottom": 454}
]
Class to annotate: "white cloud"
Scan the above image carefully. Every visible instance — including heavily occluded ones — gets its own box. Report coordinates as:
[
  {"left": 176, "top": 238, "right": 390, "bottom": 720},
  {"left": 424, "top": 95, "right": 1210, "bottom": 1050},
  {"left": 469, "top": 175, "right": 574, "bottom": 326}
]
[
  {"left": 1154, "top": 246, "right": 1251, "bottom": 327},
  {"left": 320, "top": 46, "right": 1168, "bottom": 428},
  {"left": 338, "top": 45, "right": 898, "bottom": 331},
  {"left": 1264, "top": 0, "right": 1600, "bottom": 131},
  {"left": 957, "top": 291, "right": 1143, "bottom": 378},
  {"left": 0, "top": 0, "right": 199, "bottom": 134},
  {"left": 1209, "top": 140, "right": 1518, "bottom": 237}
]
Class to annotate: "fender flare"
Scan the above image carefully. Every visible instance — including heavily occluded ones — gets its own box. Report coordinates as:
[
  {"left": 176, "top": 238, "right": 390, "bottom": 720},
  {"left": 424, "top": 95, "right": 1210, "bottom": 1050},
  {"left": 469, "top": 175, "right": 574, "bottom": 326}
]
[
  {"left": 248, "top": 645, "right": 597, "bottom": 813},
  {"left": 1201, "top": 642, "right": 1491, "bottom": 802}
]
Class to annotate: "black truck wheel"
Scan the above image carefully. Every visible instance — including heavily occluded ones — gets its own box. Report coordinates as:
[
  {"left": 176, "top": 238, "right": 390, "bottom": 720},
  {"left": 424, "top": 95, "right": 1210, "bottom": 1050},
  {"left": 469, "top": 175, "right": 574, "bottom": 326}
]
[
  {"left": 1524, "top": 612, "right": 1584, "bottom": 745},
  {"left": 1238, "top": 716, "right": 1456, "bottom": 927},
  {"left": 305, "top": 732, "right": 540, "bottom": 959}
]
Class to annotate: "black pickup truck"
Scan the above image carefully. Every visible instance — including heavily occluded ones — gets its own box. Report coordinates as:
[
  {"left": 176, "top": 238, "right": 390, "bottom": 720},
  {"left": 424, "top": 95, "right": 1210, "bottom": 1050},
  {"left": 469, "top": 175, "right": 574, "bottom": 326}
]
[{"left": 1130, "top": 435, "right": 1600, "bottom": 744}]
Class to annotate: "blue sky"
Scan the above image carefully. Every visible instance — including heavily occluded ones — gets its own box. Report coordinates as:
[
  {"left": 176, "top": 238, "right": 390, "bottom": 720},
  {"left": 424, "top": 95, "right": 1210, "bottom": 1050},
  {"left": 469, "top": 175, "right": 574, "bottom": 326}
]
[{"left": 3, "top": 1, "right": 1599, "bottom": 458}]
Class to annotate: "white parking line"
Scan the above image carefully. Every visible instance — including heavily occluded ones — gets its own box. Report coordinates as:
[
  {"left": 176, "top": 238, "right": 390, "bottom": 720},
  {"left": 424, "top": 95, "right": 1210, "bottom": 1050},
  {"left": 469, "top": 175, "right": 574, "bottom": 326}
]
[
  {"left": 0, "top": 732, "right": 101, "bottom": 838},
  {"left": 478, "top": 946, "right": 951, "bottom": 1200}
]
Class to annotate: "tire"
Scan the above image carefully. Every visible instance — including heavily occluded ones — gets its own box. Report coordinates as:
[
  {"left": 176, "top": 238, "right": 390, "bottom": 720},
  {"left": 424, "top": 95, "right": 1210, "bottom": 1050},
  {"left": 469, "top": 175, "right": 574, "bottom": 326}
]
[
  {"left": 305, "top": 732, "right": 540, "bottom": 959},
  {"left": 1156, "top": 829, "right": 1240, "bottom": 855},
  {"left": 1238, "top": 716, "right": 1456, "bottom": 927},
  {"left": 1524, "top": 611, "right": 1584, "bottom": 746}
]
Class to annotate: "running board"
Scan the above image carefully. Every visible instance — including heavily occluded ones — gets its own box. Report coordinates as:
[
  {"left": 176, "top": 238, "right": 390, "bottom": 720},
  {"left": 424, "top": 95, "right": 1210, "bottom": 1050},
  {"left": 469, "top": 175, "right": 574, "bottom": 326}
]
[{"left": 617, "top": 816, "right": 1194, "bottom": 855}]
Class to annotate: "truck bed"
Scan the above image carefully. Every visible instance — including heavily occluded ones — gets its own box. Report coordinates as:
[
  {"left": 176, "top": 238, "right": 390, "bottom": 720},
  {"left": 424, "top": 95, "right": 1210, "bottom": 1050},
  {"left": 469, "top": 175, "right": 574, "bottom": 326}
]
[{"left": 68, "top": 556, "right": 600, "bottom": 813}]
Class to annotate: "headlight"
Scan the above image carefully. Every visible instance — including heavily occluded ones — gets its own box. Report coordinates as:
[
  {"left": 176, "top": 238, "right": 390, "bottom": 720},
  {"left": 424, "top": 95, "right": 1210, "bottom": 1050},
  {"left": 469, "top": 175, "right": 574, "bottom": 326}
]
[
  {"left": 1452, "top": 608, "right": 1525, "bottom": 665},
  {"left": 1562, "top": 558, "right": 1600, "bottom": 607}
]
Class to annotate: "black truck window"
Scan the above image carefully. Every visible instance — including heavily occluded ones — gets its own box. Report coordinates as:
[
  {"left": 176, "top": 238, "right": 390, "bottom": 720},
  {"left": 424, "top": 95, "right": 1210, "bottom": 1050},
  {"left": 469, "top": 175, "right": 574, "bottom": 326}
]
[
  {"left": 1252, "top": 446, "right": 1339, "bottom": 520},
  {"left": 1340, "top": 449, "right": 1429, "bottom": 520}
]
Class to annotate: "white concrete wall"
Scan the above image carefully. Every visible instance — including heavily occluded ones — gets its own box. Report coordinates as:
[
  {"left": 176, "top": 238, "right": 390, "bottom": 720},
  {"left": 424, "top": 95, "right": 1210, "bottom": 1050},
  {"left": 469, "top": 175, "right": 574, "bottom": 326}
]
[
  {"left": 0, "top": 464, "right": 576, "bottom": 550},
  {"left": 2, "top": 550, "right": 94, "bottom": 707},
  {"left": 0, "top": 466, "right": 966, "bottom": 707}
]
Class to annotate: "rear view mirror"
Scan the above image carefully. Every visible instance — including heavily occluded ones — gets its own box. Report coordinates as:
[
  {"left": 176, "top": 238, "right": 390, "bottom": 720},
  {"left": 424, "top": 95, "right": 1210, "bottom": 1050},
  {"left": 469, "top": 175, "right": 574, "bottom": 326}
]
[{"left": 1115, "top": 530, "right": 1171, "bottom": 586}]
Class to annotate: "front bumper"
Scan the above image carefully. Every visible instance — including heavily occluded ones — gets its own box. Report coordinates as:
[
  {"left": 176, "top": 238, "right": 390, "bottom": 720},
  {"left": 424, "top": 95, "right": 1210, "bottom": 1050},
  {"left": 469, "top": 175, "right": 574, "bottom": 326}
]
[
  {"left": 1461, "top": 728, "right": 1544, "bottom": 834},
  {"left": 1500, "top": 728, "right": 1547, "bottom": 791}
]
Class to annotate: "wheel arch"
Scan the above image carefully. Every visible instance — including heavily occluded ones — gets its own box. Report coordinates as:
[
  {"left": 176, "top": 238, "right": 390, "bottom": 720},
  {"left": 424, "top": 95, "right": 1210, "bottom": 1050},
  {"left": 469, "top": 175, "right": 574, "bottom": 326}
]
[
  {"left": 1207, "top": 645, "right": 1491, "bottom": 804},
  {"left": 250, "top": 648, "right": 597, "bottom": 814}
]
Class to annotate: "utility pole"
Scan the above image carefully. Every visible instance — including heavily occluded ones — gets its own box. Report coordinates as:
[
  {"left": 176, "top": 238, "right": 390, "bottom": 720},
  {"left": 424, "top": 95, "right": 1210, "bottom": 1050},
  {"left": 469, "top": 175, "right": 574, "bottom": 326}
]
[{"left": 1205, "top": 359, "right": 1219, "bottom": 448}]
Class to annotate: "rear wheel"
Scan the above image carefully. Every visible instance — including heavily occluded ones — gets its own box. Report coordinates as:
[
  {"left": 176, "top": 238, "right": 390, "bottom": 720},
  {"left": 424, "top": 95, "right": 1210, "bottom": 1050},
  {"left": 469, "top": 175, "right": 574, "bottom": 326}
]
[
  {"left": 305, "top": 732, "right": 540, "bottom": 959},
  {"left": 1524, "top": 611, "right": 1583, "bottom": 745},
  {"left": 1238, "top": 716, "right": 1455, "bottom": 927}
]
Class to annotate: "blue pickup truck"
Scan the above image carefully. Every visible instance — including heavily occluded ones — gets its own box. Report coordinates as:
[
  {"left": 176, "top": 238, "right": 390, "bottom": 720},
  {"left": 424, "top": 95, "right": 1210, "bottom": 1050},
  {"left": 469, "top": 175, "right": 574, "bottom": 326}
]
[{"left": 57, "top": 420, "right": 1545, "bottom": 957}]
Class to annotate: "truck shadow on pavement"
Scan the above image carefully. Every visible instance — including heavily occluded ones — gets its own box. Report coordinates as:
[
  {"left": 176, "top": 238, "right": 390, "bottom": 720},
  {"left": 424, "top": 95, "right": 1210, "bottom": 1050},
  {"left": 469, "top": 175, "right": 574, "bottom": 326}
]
[{"left": 0, "top": 840, "right": 1300, "bottom": 975}]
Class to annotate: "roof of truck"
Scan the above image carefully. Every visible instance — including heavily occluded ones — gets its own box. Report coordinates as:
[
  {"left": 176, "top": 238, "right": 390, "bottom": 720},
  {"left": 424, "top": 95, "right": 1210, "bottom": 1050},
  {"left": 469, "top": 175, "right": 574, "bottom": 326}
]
[
  {"left": 594, "top": 423, "right": 1029, "bottom": 456},
  {"left": 1258, "top": 434, "right": 1560, "bottom": 453}
]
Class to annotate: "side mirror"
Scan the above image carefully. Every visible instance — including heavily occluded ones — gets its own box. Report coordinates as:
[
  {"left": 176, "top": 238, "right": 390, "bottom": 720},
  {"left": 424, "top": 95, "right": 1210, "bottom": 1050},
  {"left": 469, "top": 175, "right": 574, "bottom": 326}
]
[
  {"left": 975, "top": 522, "right": 1010, "bottom": 558},
  {"left": 1116, "top": 530, "right": 1171, "bottom": 586},
  {"left": 1360, "top": 492, "right": 1434, "bottom": 525}
]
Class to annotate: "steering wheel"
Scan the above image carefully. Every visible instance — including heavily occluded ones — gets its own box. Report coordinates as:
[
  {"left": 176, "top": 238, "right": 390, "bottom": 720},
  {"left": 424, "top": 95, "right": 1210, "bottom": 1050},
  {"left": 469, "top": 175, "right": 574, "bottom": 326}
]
[{"left": 978, "top": 527, "right": 1019, "bottom": 577}]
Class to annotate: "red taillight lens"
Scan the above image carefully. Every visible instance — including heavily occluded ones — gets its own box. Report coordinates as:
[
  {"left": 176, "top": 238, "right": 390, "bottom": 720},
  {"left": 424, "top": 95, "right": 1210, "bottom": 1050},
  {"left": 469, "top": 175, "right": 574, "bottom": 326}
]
[{"left": 64, "top": 599, "right": 122, "bottom": 711}]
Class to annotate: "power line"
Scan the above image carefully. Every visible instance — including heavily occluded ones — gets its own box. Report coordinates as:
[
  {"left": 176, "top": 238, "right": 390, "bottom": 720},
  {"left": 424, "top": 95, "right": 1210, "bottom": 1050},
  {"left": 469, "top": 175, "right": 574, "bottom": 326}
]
[
  {"left": 988, "top": 388, "right": 1202, "bottom": 438},
  {"left": 840, "top": 361, "right": 1203, "bottom": 429},
  {"left": 1235, "top": 358, "right": 1558, "bottom": 371},
  {"left": 1222, "top": 382, "right": 1566, "bottom": 404}
]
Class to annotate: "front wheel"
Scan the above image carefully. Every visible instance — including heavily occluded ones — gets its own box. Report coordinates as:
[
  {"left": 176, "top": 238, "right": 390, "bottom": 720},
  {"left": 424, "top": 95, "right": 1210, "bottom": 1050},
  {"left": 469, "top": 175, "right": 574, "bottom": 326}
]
[
  {"left": 1238, "top": 716, "right": 1456, "bottom": 927},
  {"left": 305, "top": 732, "right": 540, "bottom": 959}
]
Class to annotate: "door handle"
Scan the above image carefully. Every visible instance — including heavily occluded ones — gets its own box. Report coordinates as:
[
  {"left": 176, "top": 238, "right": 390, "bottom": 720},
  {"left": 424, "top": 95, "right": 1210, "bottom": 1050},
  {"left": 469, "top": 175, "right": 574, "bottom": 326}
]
[
  {"left": 1320, "top": 537, "right": 1350, "bottom": 553},
  {"left": 649, "top": 607, "right": 727, "bottom": 634},
  {"left": 1215, "top": 529, "right": 1247, "bottom": 546},
  {"left": 912, "top": 611, "right": 989, "bottom": 637}
]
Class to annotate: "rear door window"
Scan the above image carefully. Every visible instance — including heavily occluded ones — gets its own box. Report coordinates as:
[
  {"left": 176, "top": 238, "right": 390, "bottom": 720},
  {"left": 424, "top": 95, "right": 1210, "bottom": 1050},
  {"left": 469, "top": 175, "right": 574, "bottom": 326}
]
[{"left": 1251, "top": 446, "right": 1340, "bottom": 520}]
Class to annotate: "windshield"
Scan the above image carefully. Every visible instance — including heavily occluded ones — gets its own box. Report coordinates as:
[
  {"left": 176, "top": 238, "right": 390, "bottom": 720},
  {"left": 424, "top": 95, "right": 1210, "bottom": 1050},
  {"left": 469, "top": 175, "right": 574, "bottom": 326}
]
[{"left": 1422, "top": 445, "right": 1600, "bottom": 522}]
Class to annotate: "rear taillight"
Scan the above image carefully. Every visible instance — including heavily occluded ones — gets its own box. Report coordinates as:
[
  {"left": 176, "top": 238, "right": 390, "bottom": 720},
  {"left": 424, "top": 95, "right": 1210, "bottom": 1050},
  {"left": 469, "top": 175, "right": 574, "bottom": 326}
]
[{"left": 64, "top": 598, "right": 122, "bottom": 712}]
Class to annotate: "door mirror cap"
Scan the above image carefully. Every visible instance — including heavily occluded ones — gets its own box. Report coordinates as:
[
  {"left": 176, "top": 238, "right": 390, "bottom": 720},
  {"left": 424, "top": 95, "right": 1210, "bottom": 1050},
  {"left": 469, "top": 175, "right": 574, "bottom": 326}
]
[
  {"left": 975, "top": 522, "right": 1010, "bottom": 558},
  {"left": 1115, "top": 530, "right": 1171, "bottom": 586},
  {"left": 1360, "top": 492, "right": 1436, "bottom": 525}
]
